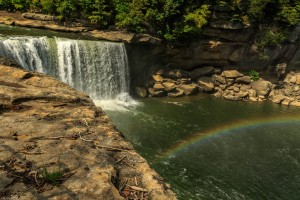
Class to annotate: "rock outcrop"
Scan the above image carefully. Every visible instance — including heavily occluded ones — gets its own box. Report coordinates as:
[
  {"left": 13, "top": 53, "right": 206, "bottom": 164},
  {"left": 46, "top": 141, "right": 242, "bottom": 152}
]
[
  {"left": 0, "top": 11, "right": 162, "bottom": 45},
  {"left": 0, "top": 64, "right": 176, "bottom": 200},
  {"left": 141, "top": 66, "right": 300, "bottom": 107},
  {"left": 269, "top": 72, "right": 300, "bottom": 106}
]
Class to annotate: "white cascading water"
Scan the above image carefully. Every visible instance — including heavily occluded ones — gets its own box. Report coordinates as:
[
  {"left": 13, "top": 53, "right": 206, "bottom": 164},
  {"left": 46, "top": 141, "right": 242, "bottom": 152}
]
[{"left": 0, "top": 36, "right": 133, "bottom": 107}]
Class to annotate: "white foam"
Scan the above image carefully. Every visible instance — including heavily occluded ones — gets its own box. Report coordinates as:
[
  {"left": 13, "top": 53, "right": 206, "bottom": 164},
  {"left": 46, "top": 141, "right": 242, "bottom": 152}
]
[{"left": 93, "top": 93, "right": 140, "bottom": 112}]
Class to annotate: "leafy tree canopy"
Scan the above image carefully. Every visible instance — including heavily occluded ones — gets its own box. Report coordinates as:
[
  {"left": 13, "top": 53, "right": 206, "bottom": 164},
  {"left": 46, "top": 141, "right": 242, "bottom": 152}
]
[{"left": 0, "top": 0, "right": 299, "bottom": 41}]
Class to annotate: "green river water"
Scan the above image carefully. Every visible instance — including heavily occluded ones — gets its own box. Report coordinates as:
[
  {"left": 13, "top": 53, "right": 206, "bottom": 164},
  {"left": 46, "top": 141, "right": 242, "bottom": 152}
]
[{"left": 101, "top": 95, "right": 300, "bottom": 200}]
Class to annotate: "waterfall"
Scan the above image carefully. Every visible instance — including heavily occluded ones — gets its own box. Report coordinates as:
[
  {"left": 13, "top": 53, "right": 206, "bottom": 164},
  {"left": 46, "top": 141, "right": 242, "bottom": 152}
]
[{"left": 0, "top": 36, "right": 130, "bottom": 100}]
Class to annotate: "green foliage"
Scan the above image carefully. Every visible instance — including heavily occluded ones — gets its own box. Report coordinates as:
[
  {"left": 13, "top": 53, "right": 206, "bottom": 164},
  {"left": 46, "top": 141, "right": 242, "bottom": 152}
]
[
  {"left": 249, "top": 70, "right": 260, "bottom": 81},
  {"left": 42, "top": 168, "right": 63, "bottom": 185},
  {"left": 258, "top": 30, "right": 286, "bottom": 48},
  {"left": 183, "top": 5, "right": 210, "bottom": 33},
  {"left": 0, "top": 0, "right": 299, "bottom": 41},
  {"left": 277, "top": 2, "right": 300, "bottom": 26}
]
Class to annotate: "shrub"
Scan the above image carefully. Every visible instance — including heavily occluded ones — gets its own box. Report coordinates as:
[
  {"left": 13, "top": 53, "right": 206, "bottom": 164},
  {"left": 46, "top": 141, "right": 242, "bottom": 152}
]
[
  {"left": 249, "top": 70, "right": 260, "bottom": 81},
  {"left": 258, "top": 30, "right": 286, "bottom": 49}
]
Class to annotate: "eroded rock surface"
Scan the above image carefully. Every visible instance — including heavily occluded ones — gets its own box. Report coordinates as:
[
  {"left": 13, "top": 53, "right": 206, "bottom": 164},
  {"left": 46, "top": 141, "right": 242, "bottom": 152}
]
[{"left": 0, "top": 65, "right": 176, "bottom": 200}]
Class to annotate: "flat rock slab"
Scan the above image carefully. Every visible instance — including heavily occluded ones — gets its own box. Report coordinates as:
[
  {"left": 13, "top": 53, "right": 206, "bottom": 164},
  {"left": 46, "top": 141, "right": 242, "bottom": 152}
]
[{"left": 0, "top": 65, "right": 176, "bottom": 200}]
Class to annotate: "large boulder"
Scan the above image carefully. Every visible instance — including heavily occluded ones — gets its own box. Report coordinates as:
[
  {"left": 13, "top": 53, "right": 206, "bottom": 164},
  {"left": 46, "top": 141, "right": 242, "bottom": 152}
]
[
  {"left": 189, "top": 66, "right": 214, "bottom": 79},
  {"left": 153, "top": 83, "right": 165, "bottom": 90},
  {"left": 212, "top": 74, "right": 226, "bottom": 85},
  {"left": 250, "top": 80, "right": 273, "bottom": 96},
  {"left": 152, "top": 74, "right": 164, "bottom": 82},
  {"left": 148, "top": 88, "right": 164, "bottom": 97},
  {"left": 198, "top": 77, "right": 215, "bottom": 92},
  {"left": 284, "top": 73, "right": 296, "bottom": 84},
  {"left": 222, "top": 70, "right": 243, "bottom": 78},
  {"left": 162, "top": 82, "right": 176, "bottom": 91},
  {"left": 179, "top": 84, "right": 198, "bottom": 95},
  {"left": 165, "top": 69, "right": 189, "bottom": 79},
  {"left": 236, "top": 76, "right": 251, "bottom": 84},
  {"left": 223, "top": 91, "right": 248, "bottom": 101},
  {"left": 168, "top": 88, "right": 185, "bottom": 97}
]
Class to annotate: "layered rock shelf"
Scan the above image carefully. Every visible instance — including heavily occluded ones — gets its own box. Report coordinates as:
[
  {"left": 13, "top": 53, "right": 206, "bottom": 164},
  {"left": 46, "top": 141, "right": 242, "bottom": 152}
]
[
  {"left": 141, "top": 67, "right": 300, "bottom": 107},
  {"left": 0, "top": 64, "right": 176, "bottom": 200},
  {"left": 0, "top": 11, "right": 162, "bottom": 45}
]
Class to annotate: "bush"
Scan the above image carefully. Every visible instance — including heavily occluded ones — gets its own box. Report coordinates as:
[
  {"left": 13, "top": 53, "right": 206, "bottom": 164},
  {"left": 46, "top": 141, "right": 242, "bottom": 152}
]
[
  {"left": 258, "top": 30, "right": 286, "bottom": 49},
  {"left": 249, "top": 70, "right": 260, "bottom": 81}
]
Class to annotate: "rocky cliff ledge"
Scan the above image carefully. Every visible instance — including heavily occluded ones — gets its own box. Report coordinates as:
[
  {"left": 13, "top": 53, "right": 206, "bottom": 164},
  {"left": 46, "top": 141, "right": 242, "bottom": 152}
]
[
  {"left": 0, "top": 11, "right": 162, "bottom": 45},
  {"left": 0, "top": 64, "right": 176, "bottom": 200}
]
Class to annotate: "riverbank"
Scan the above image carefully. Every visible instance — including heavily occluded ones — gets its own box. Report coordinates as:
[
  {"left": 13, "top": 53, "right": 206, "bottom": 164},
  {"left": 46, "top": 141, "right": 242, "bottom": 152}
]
[
  {"left": 138, "top": 67, "right": 300, "bottom": 107},
  {"left": 0, "top": 63, "right": 176, "bottom": 200}
]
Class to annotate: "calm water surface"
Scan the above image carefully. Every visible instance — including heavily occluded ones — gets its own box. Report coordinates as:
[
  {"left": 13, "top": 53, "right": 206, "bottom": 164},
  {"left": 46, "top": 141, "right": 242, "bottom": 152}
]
[{"left": 102, "top": 95, "right": 300, "bottom": 200}]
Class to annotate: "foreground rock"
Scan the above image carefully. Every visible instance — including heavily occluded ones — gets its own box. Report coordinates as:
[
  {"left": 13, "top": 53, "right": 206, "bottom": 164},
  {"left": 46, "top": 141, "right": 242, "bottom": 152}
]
[{"left": 0, "top": 65, "right": 176, "bottom": 200}]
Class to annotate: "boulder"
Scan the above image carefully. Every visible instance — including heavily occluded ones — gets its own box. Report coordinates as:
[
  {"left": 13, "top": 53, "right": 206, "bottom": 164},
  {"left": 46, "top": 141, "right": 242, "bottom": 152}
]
[
  {"left": 189, "top": 66, "right": 214, "bottom": 79},
  {"left": 233, "top": 86, "right": 240, "bottom": 93},
  {"left": 162, "top": 82, "right": 176, "bottom": 92},
  {"left": 153, "top": 83, "right": 164, "bottom": 90},
  {"left": 148, "top": 88, "right": 164, "bottom": 97},
  {"left": 165, "top": 69, "right": 188, "bottom": 79},
  {"left": 223, "top": 94, "right": 239, "bottom": 101},
  {"left": 179, "top": 84, "right": 198, "bottom": 95},
  {"left": 236, "top": 91, "right": 249, "bottom": 99},
  {"left": 167, "top": 88, "right": 184, "bottom": 97},
  {"left": 250, "top": 80, "right": 273, "bottom": 96},
  {"left": 240, "top": 85, "right": 251, "bottom": 92},
  {"left": 236, "top": 76, "right": 251, "bottom": 84},
  {"left": 226, "top": 78, "right": 235, "bottom": 86},
  {"left": 135, "top": 87, "right": 148, "bottom": 98},
  {"left": 249, "top": 97, "right": 258, "bottom": 101},
  {"left": 290, "top": 101, "right": 300, "bottom": 107},
  {"left": 284, "top": 73, "right": 296, "bottom": 84},
  {"left": 152, "top": 74, "right": 164, "bottom": 82},
  {"left": 177, "top": 78, "right": 192, "bottom": 84},
  {"left": 212, "top": 74, "right": 226, "bottom": 85},
  {"left": 222, "top": 70, "right": 243, "bottom": 78},
  {"left": 213, "top": 89, "right": 223, "bottom": 98},
  {"left": 282, "top": 99, "right": 291, "bottom": 106},
  {"left": 248, "top": 89, "right": 257, "bottom": 97},
  {"left": 198, "top": 77, "right": 214, "bottom": 92},
  {"left": 219, "top": 84, "right": 227, "bottom": 90},
  {"left": 270, "top": 95, "right": 286, "bottom": 104}
]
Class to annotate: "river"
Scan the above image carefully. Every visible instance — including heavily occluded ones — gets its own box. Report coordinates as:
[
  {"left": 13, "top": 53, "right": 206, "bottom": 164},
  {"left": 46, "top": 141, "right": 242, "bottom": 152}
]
[{"left": 101, "top": 95, "right": 300, "bottom": 200}]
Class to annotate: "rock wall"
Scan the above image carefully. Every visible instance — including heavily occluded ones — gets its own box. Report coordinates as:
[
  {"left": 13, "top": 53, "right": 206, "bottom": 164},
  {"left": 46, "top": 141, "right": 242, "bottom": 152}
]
[
  {"left": 126, "top": 8, "right": 300, "bottom": 89},
  {"left": 0, "top": 64, "right": 176, "bottom": 200}
]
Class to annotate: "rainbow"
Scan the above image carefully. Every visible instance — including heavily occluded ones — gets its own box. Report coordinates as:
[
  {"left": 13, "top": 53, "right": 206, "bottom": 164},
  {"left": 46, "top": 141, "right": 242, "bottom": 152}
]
[{"left": 160, "top": 115, "right": 300, "bottom": 159}]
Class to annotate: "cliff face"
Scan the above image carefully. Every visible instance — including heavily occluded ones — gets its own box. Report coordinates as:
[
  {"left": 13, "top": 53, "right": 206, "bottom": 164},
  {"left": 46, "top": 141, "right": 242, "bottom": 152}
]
[
  {"left": 126, "top": 8, "right": 300, "bottom": 88},
  {"left": 0, "top": 64, "right": 176, "bottom": 200}
]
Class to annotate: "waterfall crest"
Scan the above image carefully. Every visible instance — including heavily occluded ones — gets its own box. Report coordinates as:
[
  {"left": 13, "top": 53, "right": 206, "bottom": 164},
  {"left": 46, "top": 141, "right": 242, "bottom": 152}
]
[{"left": 0, "top": 36, "right": 130, "bottom": 100}]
